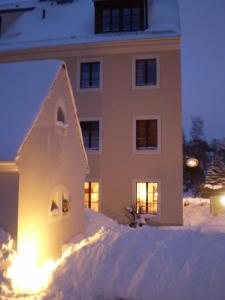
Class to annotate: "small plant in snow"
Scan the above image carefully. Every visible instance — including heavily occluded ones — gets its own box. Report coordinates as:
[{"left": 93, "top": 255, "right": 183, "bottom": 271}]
[{"left": 124, "top": 205, "right": 147, "bottom": 228}]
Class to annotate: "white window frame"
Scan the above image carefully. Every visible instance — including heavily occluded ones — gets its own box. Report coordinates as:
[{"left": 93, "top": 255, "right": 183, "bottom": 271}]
[
  {"left": 79, "top": 117, "right": 103, "bottom": 154},
  {"left": 84, "top": 179, "right": 102, "bottom": 212},
  {"left": 132, "top": 54, "right": 160, "bottom": 90},
  {"left": 77, "top": 57, "right": 103, "bottom": 92},
  {"left": 132, "top": 178, "right": 161, "bottom": 219},
  {"left": 133, "top": 115, "right": 161, "bottom": 154}
]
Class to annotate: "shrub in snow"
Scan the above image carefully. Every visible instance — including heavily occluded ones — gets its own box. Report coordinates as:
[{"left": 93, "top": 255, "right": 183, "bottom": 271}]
[{"left": 124, "top": 205, "right": 146, "bottom": 227}]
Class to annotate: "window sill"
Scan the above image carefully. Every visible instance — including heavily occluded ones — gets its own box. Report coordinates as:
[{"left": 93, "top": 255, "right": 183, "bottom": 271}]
[
  {"left": 55, "top": 121, "right": 68, "bottom": 136},
  {"left": 132, "top": 84, "right": 160, "bottom": 90},
  {"left": 77, "top": 87, "right": 102, "bottom": 92},
  {"left": 86, "top": 149, "right": 101, "bottom": 155},
  {"left": 134, "top": 148, "right": 160, "bottom": 154}
]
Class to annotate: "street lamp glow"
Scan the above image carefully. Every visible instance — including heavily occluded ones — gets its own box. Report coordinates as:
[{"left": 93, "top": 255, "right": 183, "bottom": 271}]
[{"left": 186, "top": 158, "right": 199, "bottom": 168}]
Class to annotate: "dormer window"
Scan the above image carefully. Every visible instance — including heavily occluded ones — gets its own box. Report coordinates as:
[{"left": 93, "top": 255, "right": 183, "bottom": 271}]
[{"left": 94, "top": 0, "right": 148, "bottom": 34}]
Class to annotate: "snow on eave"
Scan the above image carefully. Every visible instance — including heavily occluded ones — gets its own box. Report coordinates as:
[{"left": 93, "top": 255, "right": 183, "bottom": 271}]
[
  {"left": 0, "top": 161, "right": 18, "bottom": 172},
  {"left": 15, "top": 62, "right": 63, "bottom": 161},
  {"left": 63, "top": 65, "right": 89, "bottom": 174}
]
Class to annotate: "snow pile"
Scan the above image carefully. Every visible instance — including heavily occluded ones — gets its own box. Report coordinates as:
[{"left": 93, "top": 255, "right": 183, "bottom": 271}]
[
  {"left": 0, "top": 229, "right": 15, "bottom": 296},
  {"left": 183, "top": 197, "right": 225, "bottom": 232},
  {"left": 1, "top": 201, "right": 225, "bottom": 299},
  {"left": 45, "top": 204, "right": 225, "bottom": 300}
]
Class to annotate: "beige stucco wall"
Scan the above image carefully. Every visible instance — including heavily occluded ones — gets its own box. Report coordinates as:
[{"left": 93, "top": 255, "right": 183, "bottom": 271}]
[
  {"left": 17, "top": 68, "right": 87, "bottom": 265},
  {"left": 0, "top": 38, "right": 183, "bottom": 226},
  {"left": 0, "top": 171, "right": 19, "bottom": 241},
  {"left": 64, "top": 49, "right": 183, "bottom": 225}
]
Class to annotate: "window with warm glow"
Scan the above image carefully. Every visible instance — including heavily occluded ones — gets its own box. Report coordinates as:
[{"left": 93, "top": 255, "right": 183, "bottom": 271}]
[
  {"left": 136, "top": 182, "right": 158, "bottom": 214},
  {"left": 84, "top": 182, "right": 99, "bottom": 212}
]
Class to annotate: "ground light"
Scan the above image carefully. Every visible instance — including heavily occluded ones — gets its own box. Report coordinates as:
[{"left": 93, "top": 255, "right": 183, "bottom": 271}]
[
  {"left": 220, "top": 195, "right": 225, "bottom": 206},
  {"left": 5, "top": 229, "right": 104, "bottom": 295}
]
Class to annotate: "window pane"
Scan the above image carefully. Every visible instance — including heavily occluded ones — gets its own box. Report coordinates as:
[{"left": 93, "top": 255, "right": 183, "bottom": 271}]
[
  {"left": 136, "top": 182, "right": 147, "bottom": 213},
  {"left": 147, "top": 120, "right": 157, "bottom": 148},
  {"left": 147, "top": 182, "right": 158, "bottom": 214},
  {"left": 112, "top": 9, "right": 120, "bottom": 31},
  {"left": 80, "top": 63, "right": 91, "bottom": 88},
  {"left": 147, "top": 59, "right": 157, "bottom": 85},
  {"left": 136, "top": 60, "right": 146, "bottom": 85},
  {"left": 102, "top": 9, "right": 110, "bottom": 32},
  {"left": 136, "top": 120, "right": 147, "bottom": 149},
  {"left": 122, "top": 8, "right": 131, "bottom": 31},
  {"left": 132, "top": 7, "right": 141, "bottom": 30}
]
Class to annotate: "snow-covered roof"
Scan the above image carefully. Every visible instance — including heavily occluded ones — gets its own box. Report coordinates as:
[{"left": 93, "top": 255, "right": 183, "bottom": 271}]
[
  {"left": 0, "top": 60, "right": 62, "bottom": 161},
  {"left": 0, "top": 0, "right": 180, "bottom": 51}
]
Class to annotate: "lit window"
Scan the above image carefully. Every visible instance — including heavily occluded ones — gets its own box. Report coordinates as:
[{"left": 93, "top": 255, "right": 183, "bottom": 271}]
[
  {"left": 80, "top": 62, "right": 100, "bottom": 89},
  {"left": 62, "top": 195, "right": 69, "bottom": 215},
  {"left": 57, "top": 106, "right": 66, "bottom": 124},
  {"left": 84, "top": 182, "right": 99, "bottom": 212},
  {"left": 136, "top": 119, "right": 158, "bottom": 150},
  {"left": 136, "top": 59, "right": 157, "bottom": 86},
  {"left": 49, "top": 186, "right": 69, "bottom": 219},
  {"left": 136, "top": 182, "right": 158, "bottom": 214},
  {"left": 80, "top": 121, "right": 99, "bottom": 151}
]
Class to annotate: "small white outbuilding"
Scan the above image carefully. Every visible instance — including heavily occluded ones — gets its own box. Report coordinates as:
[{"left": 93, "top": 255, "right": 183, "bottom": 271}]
[{"left": 0, "top": 60, "right": 89, "bottom": 265}]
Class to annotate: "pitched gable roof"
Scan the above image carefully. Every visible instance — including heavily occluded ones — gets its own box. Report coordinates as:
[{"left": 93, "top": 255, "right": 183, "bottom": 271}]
[{"left": 0, "top": 60, "right": 61, "bottom": 161}]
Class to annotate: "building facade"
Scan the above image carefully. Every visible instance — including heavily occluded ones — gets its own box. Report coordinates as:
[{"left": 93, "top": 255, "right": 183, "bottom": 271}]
[{"left": 0, "top": 0, "right": 183, "bottom": 225}]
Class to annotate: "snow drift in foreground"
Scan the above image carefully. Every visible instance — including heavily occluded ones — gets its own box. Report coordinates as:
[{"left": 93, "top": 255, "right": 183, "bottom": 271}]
[{"left": 1, "top": 198, "right": 225, "bottom": 300}]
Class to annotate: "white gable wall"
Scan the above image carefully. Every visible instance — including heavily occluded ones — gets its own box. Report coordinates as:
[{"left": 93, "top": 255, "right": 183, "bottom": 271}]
[{"left": 16, "top": 67, "right": 87, "bottom": 264}]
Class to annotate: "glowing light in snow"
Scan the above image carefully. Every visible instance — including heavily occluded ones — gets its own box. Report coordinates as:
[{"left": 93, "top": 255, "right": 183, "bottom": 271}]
[
  {"left": 5, "top": 229, "right": 104, "bottom": 295},
  {"left": 220, "top": 196, "right": 225, "bottom": 206}
]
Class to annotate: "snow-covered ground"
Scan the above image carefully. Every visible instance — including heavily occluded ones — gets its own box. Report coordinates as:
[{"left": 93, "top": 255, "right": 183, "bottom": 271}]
[{"left": 1, "top": 198, "right": 225, "bottom": 300}]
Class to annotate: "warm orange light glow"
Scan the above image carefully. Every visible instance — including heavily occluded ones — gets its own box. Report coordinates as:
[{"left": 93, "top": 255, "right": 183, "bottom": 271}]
[
  {"left": 5, "top": 229, "right": 104, "bottom": 295},
  {"left": 220, "top": 195, "right": 225, "bottom": 206},
  {"left": 7, "top": 235, "right": 54, "bottom": 294},
  {"left": 186, "top": 158, "right": 199, "bottom": 168}
]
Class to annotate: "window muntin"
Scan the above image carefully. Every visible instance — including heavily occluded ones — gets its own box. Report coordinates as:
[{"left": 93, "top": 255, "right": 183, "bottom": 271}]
[
  {"left": 80, "top": 121, "right": 99, "bottom": 151},
  {"left": 136, "top": 59, "right": 157, "bottom": 86},
  {"left": 136, "top": 182, "right": 158, "bottom": 215},
  {"left": 100, "top": 6, "right": 142, "bottom": 33},
  {"left": 84, "top": 181, "right": 99, "bottom": 212},
  {"left": 136, "top": 119, "right": 158, "bottom": 150},
  {"left": 80, "top": 62, "right": 100, "bottom": 89}
]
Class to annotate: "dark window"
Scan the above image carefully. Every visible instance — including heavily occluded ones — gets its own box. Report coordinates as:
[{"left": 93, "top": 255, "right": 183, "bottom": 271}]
[
  {"left": 136, "top": 119, "right": 158, "bottom": 150},
  {"left": 57, "top": 107, "right": 66, "bottom": 123},
  {"left": 136, "top": 59, "right": 157, "bottom": 86},
  {"left": 80, "top": 121, "right": 99, "bottom": 150},
  {"left": 80, "top": 62, "right": 100, "bottom": 89},
  {"left": 100, "top": 6, "right": 142, "bottom": 32}
]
